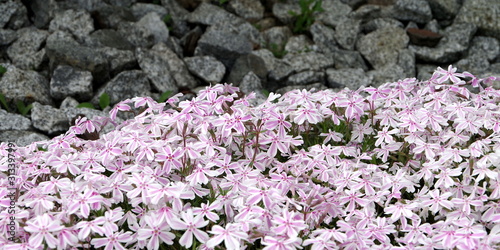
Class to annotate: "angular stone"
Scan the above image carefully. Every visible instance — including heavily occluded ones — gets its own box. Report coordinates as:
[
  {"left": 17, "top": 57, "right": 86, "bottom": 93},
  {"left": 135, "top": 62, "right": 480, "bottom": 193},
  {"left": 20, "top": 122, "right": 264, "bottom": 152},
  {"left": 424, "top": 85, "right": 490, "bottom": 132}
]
[
  {"left": 88, "top": 29, "right": 134, "bottom": 51},
  {"left": 118, "top": 12, "right": 169, "bottom": 48},
  {"left": 239, "top": 71, "right": 267, "bottom": 106},
  {"left": 196, "top": 28, "right": 253, "bottom": 70},
  {"left": 161, "top": 0, "right": 190, "bottom": 38},
  {"left": 251, "top": 49, "right": 278, "bottom": 72},
  {"left": 455, "top": 0, "right": 500, "bottom": 40},
  {"left": 427, "top": 0, "right": 461, "bottom": 21},
  {"left": 137, "top": 43, "right": 195, "bottom": 92},
  {"left": 362, "top": 17, "right": 404, "bottom": 33},
  {"left": 0, "top": 0, "right": 29, "bottom": 30},
  {"left": 391, "top": 0, "right": 432, "bottom": 24},
  {"left": 50, "top": 65, "right": 93, "bottom": 101},
  {"left": 332, "top": 49, "right": 369, "bottom": 71},
  {"left": 31, "top": 102, "right": 69, "bottom": 134},
  {"left": 0, "top": 109, "right": 31, "bottom": 131},
  {"left": 29, "top": 0, "right": 58, "bottom": 28},
  {"left": 45, "top": 37, "right": 109, "bottom": 82},
  {"left": 92, "top": 70, "right": 152, "bottom": 106},
  {"left": 326, "top": 68, "right": 372, "bottom": 89},
  {"left": 188, "top": 2, "right": 240, "bottom": 26},
  {"left": 468, "top": 36, "right": 500, "bottom": 62},
  {"left": 287, "top": 71, "right": 325, "bottom": 85},
  {"left": 130, "top": 3, "right": 168, "bottom": 20},
  {"left": 0, "top": 29, "right": 17, "bottom": 45},
  {"left": 285, "top": 35, "right": 314, "bottom": 55},
  {"left": 228, "top": 0, "right": 264, "bottom": 22},
  {"left": 262, "top": 26, "right": 293, "bottom": 54},
  {"left": 7, "top": 28, "right": 48, "bottom": 70},
  {"left": 368, "top": 64, "right": 406, "bottom": 86},
  {"left": 336, "top": 18, "right": 361, "bottom": 50},
  {"left": 409, "top": 23, "right": 477, "bottom": 63},
  {"left": 0, "top": 131, "right": 49, "bottom": 147},
  {"left": 268, "top": 60, "right": 294, "bottom": 82},
  {"left": 283, "top": 52, "right": 334, "bottom": 72},
  {"left": 310, "top": 22, "right": 338, "bottom": 54},
  {"left": 49, "top": 9, "right": 94, "bottom": 41},
  {"left": 227, "top": 54, "right": 267, "bottom": 86},
  {"left": 184, "top": 56, "right": 226, "bottom": 83},
  {"left": 398, "top": 49, "right": 416, "bottom": 78},
  {"left": 98, "top": 47, "right": 137, "bottom": 75},
  {"left": 356, "top": 27, "right": 409, "bottom": 69},
  {"left": 209, "top": 21, "right": 262, "bottom": 48},
  {"left": 0, "top": 64, "right": 53, "bottom": 106},
  {"left": 92, "top": 4, "right": 135, "bottom": 29},
  {"left": 317, "top": 0, "right": 352, "bottom": 28},
  {"left": 456, "top": 54, "right": 490, "bottom": 75},
  {"left": 349, "top": 4, "right": 383, "bottom": 21},
  {"left": 272, "top": 2, "right": 301, "bottom": 25}
]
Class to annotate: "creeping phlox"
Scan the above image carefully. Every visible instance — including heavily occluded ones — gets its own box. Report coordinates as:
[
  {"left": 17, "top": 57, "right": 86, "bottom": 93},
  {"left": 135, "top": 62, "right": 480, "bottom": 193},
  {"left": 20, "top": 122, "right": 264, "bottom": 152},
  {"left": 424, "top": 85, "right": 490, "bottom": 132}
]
[{"left": 1, "top": 66, "right": 500, "bottom": 249}]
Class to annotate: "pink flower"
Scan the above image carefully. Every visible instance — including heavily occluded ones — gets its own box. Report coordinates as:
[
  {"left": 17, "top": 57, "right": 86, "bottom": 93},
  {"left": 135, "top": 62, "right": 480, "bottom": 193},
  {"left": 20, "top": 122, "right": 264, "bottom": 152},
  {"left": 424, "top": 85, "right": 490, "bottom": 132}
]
[
  {"left": 262, "top": 235, "right": 303, "bottom": 250},
  {"left": 75, "top": 217, "right": 106, "bottom": 240},
  {"left": 374, "top": 126, "right": 399, "bottom": 146},
  {"left": 90, "top": 230, "right": 133, "bottom": 250},
  {"left": 272, "top": 210, "right": 307, "bottom": 238},
  {"left": 421, "top": 189, "right": 454, "bottom": 214},
  {"left": 137, "top": 214, "right": 175, "bottom": 249},
  {"left": 293, "top": 103, "right": 322, "bottom": 125},
  {"left": 24, "top": 214, "right": 65, "bottom": 249},
  {"left": 192, "top": 201, "right": 221, "bottom": 222},
  {"left": 155, "top": 145, "right": 183, "bottom": 173},
  {"left": 432, "top": 65, "right": 463, "bottom": 84},
  {"left": 206, "top": 223, "right": 248, "bottom": 249},
  {"left": 384, "top": 202, "right": 417, "bottom": 221},
  {"left": 168, "top": 209, "right": 209, "bottom": 248}
]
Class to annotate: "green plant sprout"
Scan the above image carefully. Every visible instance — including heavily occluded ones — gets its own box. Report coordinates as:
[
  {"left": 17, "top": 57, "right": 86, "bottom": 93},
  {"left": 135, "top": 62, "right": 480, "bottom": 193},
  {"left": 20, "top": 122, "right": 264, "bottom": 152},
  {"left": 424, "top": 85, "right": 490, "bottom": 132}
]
[
  {"left": 289, "top": 0, "right": 324, "bottom": 34},
  {"left": 0, "top": 93, "right": 9, "bottom": 112},
  {"left": 77, "top": 93, "right": 110, "bottom": 110},
  {"left": 268, "top": 42, "right": 288, "bottom": 58},
  {"left": 157, "top": 90, "right": 173, "bottom": 103},
  {"left": 0, "top": 92, "right": 33, "bottom": 115},
  {"left": 0, "top": 65, "right": 6, "bottom": 76},
  {"left": 16, "top": 100, "right": 33, "bottom": 116},
  {"left": 163, "top": 14, "right": 173, "bottom": 31}
]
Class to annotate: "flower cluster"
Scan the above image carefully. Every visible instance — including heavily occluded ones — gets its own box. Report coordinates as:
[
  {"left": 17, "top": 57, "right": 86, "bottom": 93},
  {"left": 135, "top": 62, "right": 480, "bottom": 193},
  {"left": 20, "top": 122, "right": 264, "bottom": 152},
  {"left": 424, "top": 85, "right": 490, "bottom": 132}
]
[{"left": 1, "top": 66, "right": 500, "bottom": 249}]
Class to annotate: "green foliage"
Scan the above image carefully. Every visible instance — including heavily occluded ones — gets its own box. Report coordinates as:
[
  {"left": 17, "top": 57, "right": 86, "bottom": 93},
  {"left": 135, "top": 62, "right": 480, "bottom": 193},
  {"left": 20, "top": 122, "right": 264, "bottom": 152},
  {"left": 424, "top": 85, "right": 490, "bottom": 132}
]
[
  {"left": 76, "top": 102, "right": 96, "bottom": 109},
  {"left": 261, "top": 89, "right": 270, "bottom": 98},
  {"left": 0, "top": 92, "right": 33, "bottom": 115},
  {"left": 157, "top": 90, "right": 173, "bottom": 103},
  {"left": 77, "top": 93, "right": 110, "bottom": 110},
  {"left": 99, "top": 93, "right": 110, "bottom": 110},
  {"left": 268, "top": 42, "right": 288, "bottom": 58},
  {"left": 217, "top": 0, "right": 229, "bottom": 4},
  {"left": 16, "top": 100, "right": 33, "bottom": 116},
  {"left": 289, "top": 0, "right": 324, "bottom": 34},
  {"left": 0, "top": 65, "right": 6, "bottom": 76},
  {"left": 163, "top": 14, "right": 173, "bottom": 31},
  {"left": 0, "top": 93, "right": 9, "bottom": 112}
]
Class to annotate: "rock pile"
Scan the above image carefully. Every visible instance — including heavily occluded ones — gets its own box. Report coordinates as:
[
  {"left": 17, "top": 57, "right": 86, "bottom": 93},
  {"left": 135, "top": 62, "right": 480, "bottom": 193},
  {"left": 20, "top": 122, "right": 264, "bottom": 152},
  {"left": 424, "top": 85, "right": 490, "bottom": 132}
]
[{"left": 0, "top": 0, "right": 499, "bottom": 146}]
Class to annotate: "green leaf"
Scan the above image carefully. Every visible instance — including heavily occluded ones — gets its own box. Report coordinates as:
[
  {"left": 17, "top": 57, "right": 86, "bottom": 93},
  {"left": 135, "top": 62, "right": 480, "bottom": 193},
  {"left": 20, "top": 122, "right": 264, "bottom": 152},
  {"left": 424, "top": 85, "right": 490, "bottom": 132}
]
[
  {"left": 99, "top": 93, "right": 110, "bottom": 110},
  {"left": 0, "top": 65, "right": 6, "bottom": 76},
  {"left": 158, "top": 90, "right": 173, "bottom": 103},
  {"left": 0, "top": 92, "right": 9, "bottom": 112},
  {"left": 16, "top": 101, "right": 33, "bottom": 115},
  {"left": 77, "top": 102, "right": 96, "bottom": 109},
  {"left": 261, "top": 89, "right": 270, "bottom": 98}
]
